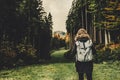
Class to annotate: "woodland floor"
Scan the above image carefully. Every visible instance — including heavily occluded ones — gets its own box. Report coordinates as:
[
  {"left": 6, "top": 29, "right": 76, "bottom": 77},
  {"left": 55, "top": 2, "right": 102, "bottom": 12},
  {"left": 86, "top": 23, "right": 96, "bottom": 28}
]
[{"left": 0, "top": 49, "right": 120, "bottom": 80}]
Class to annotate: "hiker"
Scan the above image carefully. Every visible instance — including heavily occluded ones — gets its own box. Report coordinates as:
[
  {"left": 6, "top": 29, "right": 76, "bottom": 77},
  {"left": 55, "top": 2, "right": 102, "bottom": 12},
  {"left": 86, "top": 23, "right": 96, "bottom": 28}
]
[{"left": 71, "top": 28, "right": 96, "bottom": 80}]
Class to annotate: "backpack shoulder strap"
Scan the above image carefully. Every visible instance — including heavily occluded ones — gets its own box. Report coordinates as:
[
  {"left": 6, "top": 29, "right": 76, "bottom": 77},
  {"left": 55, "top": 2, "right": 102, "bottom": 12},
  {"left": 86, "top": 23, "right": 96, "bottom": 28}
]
[{"left": 83, "top": 42, "right": 86, "bottom": 50}]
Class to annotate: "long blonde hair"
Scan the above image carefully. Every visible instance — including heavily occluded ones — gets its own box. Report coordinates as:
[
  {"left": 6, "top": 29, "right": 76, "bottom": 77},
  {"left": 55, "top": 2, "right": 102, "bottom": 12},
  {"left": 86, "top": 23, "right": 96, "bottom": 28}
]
[{"left": 75, "top": 28, "right": 90, "bottom": 41}]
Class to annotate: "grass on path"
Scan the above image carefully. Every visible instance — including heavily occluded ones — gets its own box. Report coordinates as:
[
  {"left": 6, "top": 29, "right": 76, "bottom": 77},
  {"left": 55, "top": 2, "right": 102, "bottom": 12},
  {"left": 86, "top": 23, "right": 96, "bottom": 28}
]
[{"left": 0, "top": 49, "right": 120, "bottom": 80}]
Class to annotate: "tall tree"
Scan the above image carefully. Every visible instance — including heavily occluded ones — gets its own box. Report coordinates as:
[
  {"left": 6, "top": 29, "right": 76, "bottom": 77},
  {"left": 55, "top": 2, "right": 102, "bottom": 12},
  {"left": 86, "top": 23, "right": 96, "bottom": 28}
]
[
  {"left": 66, "top": 0, "right": 120, "bottom": 49},
  {"left": 0, "top": 0, "right": 18, "bottom": 43},
  {"left": 0, "top": 0, "right": 53, "bottom": 60},
  {"left": 38, "top": 12, "right": 53, "bottom": 59}
]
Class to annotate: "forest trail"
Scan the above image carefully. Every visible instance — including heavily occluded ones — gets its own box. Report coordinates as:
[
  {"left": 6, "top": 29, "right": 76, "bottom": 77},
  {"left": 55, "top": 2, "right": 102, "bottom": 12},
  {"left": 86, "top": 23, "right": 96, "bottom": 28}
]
[{"left": 0, "top": 49, "right": 120, "bottom": 80}]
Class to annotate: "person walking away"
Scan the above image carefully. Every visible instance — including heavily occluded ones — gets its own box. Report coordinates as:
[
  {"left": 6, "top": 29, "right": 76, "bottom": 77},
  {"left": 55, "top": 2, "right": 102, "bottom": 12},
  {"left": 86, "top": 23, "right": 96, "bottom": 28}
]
[{"left": 71, "top": 28, "right": 96, "bottom": 80}]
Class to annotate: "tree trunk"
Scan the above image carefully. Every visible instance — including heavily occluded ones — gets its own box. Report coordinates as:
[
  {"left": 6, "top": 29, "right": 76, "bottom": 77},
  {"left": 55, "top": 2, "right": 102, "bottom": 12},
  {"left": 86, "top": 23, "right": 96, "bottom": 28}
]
[
  {"left": 108, "top": 30, "right": 111, "bottom": 43},
  {"left": 85, "top": 0, "right": 88, "bottom": 30},
  {"left": 81, "top": 9, "right": 84, "bottom": 28},
  {"left": 99, "top": 28, "right": 102, "bottom": 43},
  {"left": 81, "top": 0, "right": 84, "bottom": 28},
  {"left": 93, "top": 15, "right": 96, "bottom": 42},
  {"left": 105, "top": 29, "right": 108, "bottom": 45}
]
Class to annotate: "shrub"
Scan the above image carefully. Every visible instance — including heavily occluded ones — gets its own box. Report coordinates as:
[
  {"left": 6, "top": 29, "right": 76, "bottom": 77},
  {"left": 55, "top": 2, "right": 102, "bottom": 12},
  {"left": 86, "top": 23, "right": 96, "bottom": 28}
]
[
  {"left": 16, "top": 44, "right": 37, "bottom": 64},
  {"left": 96, "top": 46, "right": 120, "bottom": 62},
  {"left": 0, "top": 41, "right": 17, "bottom": 68},
  {"left": 0, "top": 41, "right": 40, "bottom": 68},
  {"left": 111, "top": 47, "right": 120, "bottom": 60}
]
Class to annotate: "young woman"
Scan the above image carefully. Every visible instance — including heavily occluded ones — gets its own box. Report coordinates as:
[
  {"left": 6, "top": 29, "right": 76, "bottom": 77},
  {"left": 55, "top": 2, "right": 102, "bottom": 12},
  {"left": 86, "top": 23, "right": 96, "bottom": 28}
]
[{"left": 71, "top": 28, "right": 96, "bottom": 80}]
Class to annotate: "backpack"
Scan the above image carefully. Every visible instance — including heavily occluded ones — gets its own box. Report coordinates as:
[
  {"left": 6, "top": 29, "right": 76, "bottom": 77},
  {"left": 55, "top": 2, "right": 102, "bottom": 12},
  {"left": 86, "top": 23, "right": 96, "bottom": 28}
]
[{"left": 75, "top": 40, "right": 93, "bottom": 62}]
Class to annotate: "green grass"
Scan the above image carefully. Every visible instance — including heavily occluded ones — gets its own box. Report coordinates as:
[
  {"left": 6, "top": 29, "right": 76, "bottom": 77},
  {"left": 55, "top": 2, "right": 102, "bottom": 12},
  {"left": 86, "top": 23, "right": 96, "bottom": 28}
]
[{"left": 0, "top": 49, "right": 120, "bottom": 80}]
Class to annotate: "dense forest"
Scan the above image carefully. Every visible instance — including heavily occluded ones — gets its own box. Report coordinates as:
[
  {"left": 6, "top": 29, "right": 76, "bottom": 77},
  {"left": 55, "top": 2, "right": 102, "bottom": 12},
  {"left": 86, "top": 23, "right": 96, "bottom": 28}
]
[
  {"left": 0, "top": 0, "right": 120, "bottom": 80},
  {"left": 66, "top": 0, "right": 120, "bottom": 48},
  {"left": 65, "top": 0, "right": 120, "bottom": 62},
  {"left": 0, "top": 0, "right": 53, "bottom": 68},
  {"left": 0, "top": 0, "right": 120, "bottom": 68}
]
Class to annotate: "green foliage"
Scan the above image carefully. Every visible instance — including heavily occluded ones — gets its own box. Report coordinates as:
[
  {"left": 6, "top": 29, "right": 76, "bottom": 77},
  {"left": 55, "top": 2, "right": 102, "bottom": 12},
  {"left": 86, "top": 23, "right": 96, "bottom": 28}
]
[
  {"left": 93, "top": 61, "right": 120, "bottom": 80},
  {"left": 97, "top": 47, "right": 120, "bottom": 62},
  {"left": 16, "top": 44, "right": 37, "bottom": 57},
  {"left": 0, "top": 49, "right": 120, "bottom": 80},
  {"left": 96, "top": 44, "right": 105, "bottom": 50},
  {"left": 0, "top": 41, "right": 38, "bottom": 68},
  {"left": 66, "top": 0, "right": 120, "bottom": 45},
  {"left": 16, "top": 44, "right": 37, "bottom": 64},
  {"left": 0, "top": 41, "right": 16, "bottom": 68},
  {"left": 51, "top": 37, "right": 66, "bottom": 50},
  {"left": 111, "top": 47, "right": 120, "bottom": 60},
  {"left": 0, "top": 0, "right": 53, "bottom": 66}
]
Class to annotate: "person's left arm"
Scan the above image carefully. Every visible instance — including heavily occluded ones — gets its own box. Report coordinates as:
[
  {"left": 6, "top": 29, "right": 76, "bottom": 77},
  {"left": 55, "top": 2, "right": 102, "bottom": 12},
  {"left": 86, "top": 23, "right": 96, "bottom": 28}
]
[{"left": 70, "top": 43, "right": 77, "bottom": 57}]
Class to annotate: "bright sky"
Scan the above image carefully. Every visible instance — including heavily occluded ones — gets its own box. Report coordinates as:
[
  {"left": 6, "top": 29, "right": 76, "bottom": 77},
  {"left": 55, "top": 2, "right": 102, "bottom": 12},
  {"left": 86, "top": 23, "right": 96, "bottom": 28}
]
[{"left": 42, "top": 0, "right": 73, "bottom": 32}]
